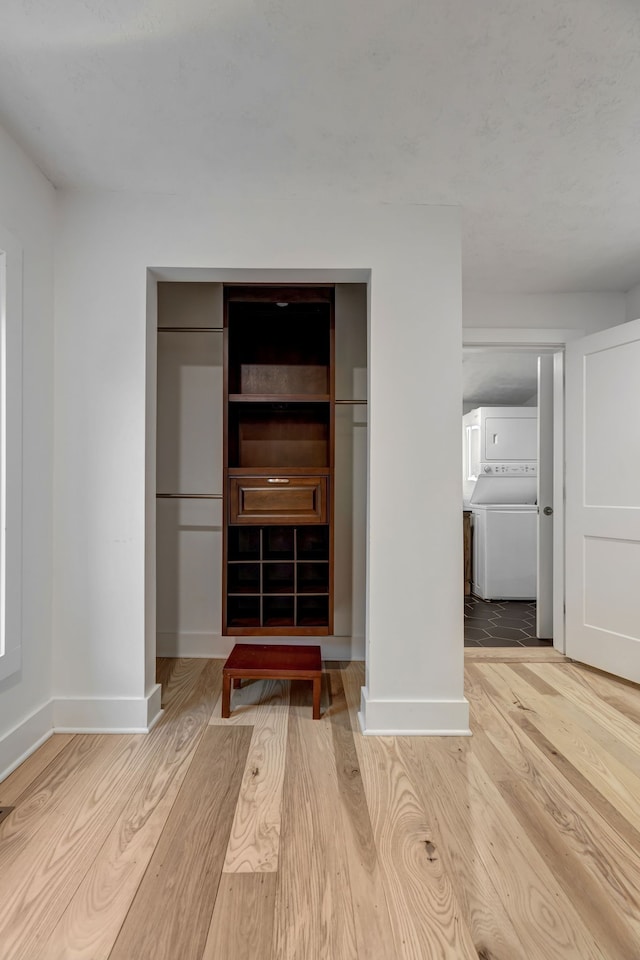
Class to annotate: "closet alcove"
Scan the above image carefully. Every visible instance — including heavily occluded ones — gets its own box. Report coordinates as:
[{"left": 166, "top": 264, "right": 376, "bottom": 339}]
[{"left": 155, "top": 280, "right": 368, "bottom": 659}]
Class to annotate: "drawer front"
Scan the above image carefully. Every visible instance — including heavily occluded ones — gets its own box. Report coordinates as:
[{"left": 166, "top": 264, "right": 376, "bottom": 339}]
[{"left": 229, "top": 477, "right": 327, "bottom": 524}]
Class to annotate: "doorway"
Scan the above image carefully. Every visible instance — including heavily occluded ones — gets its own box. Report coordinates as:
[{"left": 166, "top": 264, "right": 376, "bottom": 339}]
[
  {"left": 461, "top": 342, "right": 560, "bottom": 649},
  {"left": 152, "top": 276, "right": 368, "bottom": 663}
]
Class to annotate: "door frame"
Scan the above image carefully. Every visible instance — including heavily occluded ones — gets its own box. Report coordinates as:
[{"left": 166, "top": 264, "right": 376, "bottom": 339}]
[{"left": 462, "top": 327, "right": 584, "bottom": 653}]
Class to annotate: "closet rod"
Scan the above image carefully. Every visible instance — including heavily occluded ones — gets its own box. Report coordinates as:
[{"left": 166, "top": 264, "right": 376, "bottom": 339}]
[
  {"left": 335, "top": 399, "right": 367, "bottom": 405},
  {"left": 157, "top": 327, "right": 224, "bottom": 333},
  {"left": 156, "top": 493, "right": 223, "bottom": 499}
]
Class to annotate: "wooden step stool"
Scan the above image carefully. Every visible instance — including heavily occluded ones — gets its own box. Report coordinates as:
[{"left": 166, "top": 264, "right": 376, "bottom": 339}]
[{"left": 222, "top": 643, "right": 323, "bottom": 719}]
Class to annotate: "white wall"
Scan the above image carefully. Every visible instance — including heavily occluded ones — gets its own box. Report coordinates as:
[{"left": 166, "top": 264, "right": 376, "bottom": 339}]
[
  {"left": 464, "top": 291, "right": 625, "bottom": 333},
  {"left": 462, "top": 396, "right": 535, "bottom": 415},
  {"left": 0, "top": 123, "right": 56, "bottom": 774},
  {"left": 626, "top": 282, "right": 640, "bottom": 323},
  {"left": 155, "top": 283, "right": 224, "bottom": 656},
  {"left": 54, "top": 195, "right": 467, "bottom": 735}
]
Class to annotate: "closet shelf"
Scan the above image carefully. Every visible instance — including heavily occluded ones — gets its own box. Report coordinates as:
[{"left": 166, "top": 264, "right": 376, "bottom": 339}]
[
  {"left": 158, "top": 327, "right": 223, "bottom": 333},
  {"left": 227, "top": 466, "right": 328, "bottom": 477},
  {"left": 229, "top": 394, "right": 330, "bottom": 403},
  {"left": 157, "top": 493, "right": 222, "bottom": 499}
]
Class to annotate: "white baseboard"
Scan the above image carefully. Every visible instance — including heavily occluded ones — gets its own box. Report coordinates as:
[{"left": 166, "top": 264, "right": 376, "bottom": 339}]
[
  {"left": 0, "top": 701, "right": 54, "bottom": 783},
  {"left": 157, "top": 631, "right": 365, "bottom": 660},
  {"left": 156, "top": 632, "right": 234, "bottom": 659},
  {"left": 53, "top": 684, "right": 163, "bottom": 734},
  {"left": 358, "top": 687, "right": 470, "bottom": 736},
  {"left": 0, "top": 685, "right": 164, "bottom": 782},
  {"left": 146, "top": 683, "right": 163, "bottom": 730}
]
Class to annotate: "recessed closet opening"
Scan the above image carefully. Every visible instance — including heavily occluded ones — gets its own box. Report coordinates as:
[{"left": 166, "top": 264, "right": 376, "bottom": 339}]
[{"left": 153, "top": 278, "right": 368, "bottom": 661}]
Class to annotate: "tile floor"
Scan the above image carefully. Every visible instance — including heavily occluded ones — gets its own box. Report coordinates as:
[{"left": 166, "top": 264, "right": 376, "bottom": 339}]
[{"left": 464, "top": 596, "right": 553, "bottom": 647}]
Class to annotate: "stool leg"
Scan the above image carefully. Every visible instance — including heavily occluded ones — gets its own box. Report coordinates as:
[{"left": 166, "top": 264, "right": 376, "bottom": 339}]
[
  {"left": 222, "top": 673, "right": 232, "bottom": 718},
  {"left": 312, "top": 676, "right": 321, "bottom": 720}
]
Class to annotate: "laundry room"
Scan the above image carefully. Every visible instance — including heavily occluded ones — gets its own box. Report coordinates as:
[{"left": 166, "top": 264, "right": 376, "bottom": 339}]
[{"left": 462, "top": 348, "right": 554, "bottom": 648}]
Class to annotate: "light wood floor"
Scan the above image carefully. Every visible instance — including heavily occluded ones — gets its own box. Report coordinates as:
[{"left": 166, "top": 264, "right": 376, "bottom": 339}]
[{"left": 1, "top": 648, "right": 639, "bottom": 959}]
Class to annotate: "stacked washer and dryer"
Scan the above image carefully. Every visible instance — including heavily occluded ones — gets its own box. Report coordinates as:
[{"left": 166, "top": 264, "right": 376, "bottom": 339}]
[{"left": 463, "top": 406, "right": 537, "bottom": 601}]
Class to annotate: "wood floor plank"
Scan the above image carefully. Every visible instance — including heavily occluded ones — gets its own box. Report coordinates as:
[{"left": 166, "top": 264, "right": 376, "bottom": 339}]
[
  {"left": 158, "top": 657, "right": 211, "bottom": 710},
  {"left": 353, "top": 733, "right": 479, "bottom": 959},
  {"left": 477, "top": 661, "right": 550, "bottom": 710},
  {"left": 467, "top": 667, "right": 640, "bottom": 960},
  {"left": 513, "top": 691, "right": 640, "bottom": 836},
  {"left": 500, "top": 776, "right": 640, "bottom": 958},
  {"left": 0, "top": 734, "right": 76, "bottom": 805},
  {"left": 44, "top": 659, "right": 222, "bottom": 960},
  {"left": 339, "top": 660, "right": 365, "bottom": 731},
  {"left": 210, "top": 676, "right": 291, "bottom": 725},
  {"left": 463, "top": 646, "right": 565, "bottom": 662},
  {"left": 466, "top": 671, "right": 640, "bottom": 954},
  {"left": 108, "top": 724, "right": 252, "bottom": 960},
  {"left": 465, "top": 663, "right": 538, "bottom": 782},
  {"left": 398, "top": 734, "right": 529, "bottom": 960},
  {"left": 0, "top": 734, "right": 149, "bottom": 960},
  {"left": 327, "top": 670, "right": 396, "bottom": 960},
  {"left": 202, "top": 873, "right": 276, "bottom": 960},
  {"left": 531, "top": 683, "right": 640, "bottom": 781},
  {"left": 478, "top": 663, "right": 640, "bottom": 854},
  {"left": 514, "top": 712, "right": 640, "bottom": 857},
  {"left": 0, "top": 734, "right": 129, "bottom": 872},
  {"left": 424, "top": 741, "right": 607, "bottom": 959},
  {"left": 567, "top": 664, "right": 640, "bottom": 725},
  {"left": 527, "top": 662, "right": 640, "bottom": 751},
  {"left": 508, "top": 662, "right": 562, "bottom": 696},
  {"left": 222, "top": 679, "right": 289, "bottom": 873},
  {"left": 272, "top": 680, "right": 359, "bottom": 960}
]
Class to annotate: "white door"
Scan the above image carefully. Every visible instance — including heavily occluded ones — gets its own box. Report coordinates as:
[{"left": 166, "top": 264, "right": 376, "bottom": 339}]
[
  {"left": 565, "top": 318, "right": 640, "bottom": 682},
  {"left": 536, "top": 355, "right": 554, "bottom": 639}
]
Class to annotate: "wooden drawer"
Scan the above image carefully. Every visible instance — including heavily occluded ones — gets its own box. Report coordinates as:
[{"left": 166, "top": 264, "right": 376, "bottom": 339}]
[{"left": 229, "top": 477, "right": 327, "bottom": 524}]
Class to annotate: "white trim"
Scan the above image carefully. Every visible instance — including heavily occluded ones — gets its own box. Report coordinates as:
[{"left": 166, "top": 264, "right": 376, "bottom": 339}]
[
  {"left": 463, "top": 327, "right": 582, "bottom": 347},
  {"left": 0, "top": 687, "right": 163, "bottom": 780},
  {"left": 358, "top": 725, "right": 471, "bottom": 737},
  {"left": 0, "top": 250, "right": 6, "bottom": 663},
  {"left": 462, "top": 326, "right": 569, "bottom": 651},
  {"left": 156, "top": 631, "right": 232, "bottom": 659},
  {"left": 358, "top": 687, "right": 470, "bottom": 736},
  {"left": 151, "top": 267, "right": 370, "bottom": 283},
  {"left": 146, "top": 682, "right": 163, "bottom": 729},
  {"left": 552, "top": 352, "right": 566, "bottom": 653},
  {"left": 0, "top": 224, "right": 23, "bottom": 682},
  {"left": 146, "top": 267, "right": 371, "bottom": 675},
  {"left": 0, "top": 646, "right": 20, "bottom": 680},
  {"left": 536, "top": 355, "right": 554, "bottom": 639},
  {"left": 144, "top": 273, "right": 159, "bottom": 705},
  {"left": 156, "top": 631, "right": 366, "bottom": 661},
  {"left": 52, "top": 684, "right": 162, "bottom": 733},
  {"left": 146, "top": 707, "right": 164, "bottom": 732},
  {"left": 0, "top": 701, "right": 53, "bottom": 783}
]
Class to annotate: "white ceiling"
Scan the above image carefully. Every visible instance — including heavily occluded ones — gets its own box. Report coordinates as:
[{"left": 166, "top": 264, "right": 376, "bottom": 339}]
[
  {"left": 2, "top": 0, "right": 640, "bottom": 293},
  {"left": 463, "top": 350, "right": 540, "bottom": 406}
]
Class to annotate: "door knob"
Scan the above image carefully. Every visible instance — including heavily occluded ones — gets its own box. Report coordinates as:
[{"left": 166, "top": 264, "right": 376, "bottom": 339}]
[{"left": 543, "top": 506, "right": 553, "bottom": 516}]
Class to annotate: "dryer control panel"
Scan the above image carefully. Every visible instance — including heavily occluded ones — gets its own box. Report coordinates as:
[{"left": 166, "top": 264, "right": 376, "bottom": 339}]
[{"left": 480, "top": 462, "right": 537, "bottom": 476}]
